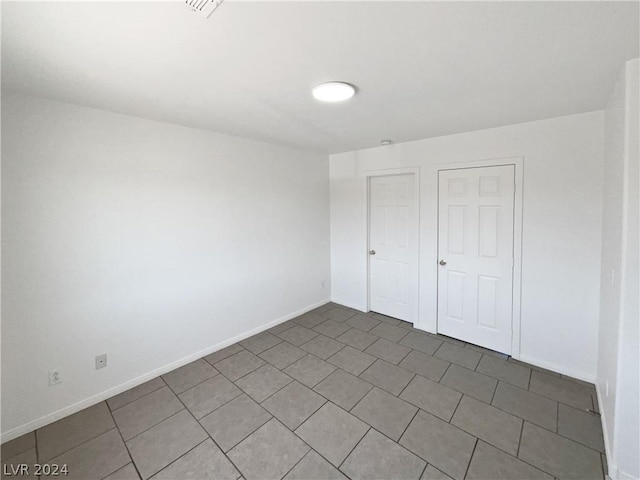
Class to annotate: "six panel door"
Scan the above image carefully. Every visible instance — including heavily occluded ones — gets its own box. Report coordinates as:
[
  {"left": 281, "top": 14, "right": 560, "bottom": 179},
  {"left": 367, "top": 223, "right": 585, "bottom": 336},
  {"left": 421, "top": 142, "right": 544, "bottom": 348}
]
[
  {"left": 437, "top": 165, "right": 515, "bottom": 354},
  {"left": 369, "top": 174, "right": 416, "bottom": 322}
]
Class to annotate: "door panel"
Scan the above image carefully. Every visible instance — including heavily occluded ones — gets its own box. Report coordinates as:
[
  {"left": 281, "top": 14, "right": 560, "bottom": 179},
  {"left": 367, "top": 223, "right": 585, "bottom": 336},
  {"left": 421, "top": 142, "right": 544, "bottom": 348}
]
[
  {"left": 437, "top": 165, "right": 515, "bottom": 354},
  {"left": 369, "top": 174, "right": 416, "bottom": 322}
]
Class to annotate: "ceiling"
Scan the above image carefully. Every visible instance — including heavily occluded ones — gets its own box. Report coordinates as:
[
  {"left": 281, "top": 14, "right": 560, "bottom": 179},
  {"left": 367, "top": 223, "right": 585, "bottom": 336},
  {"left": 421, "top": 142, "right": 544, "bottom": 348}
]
[{"left": 2, "top": 1, "right": 638, "bottom": 154}]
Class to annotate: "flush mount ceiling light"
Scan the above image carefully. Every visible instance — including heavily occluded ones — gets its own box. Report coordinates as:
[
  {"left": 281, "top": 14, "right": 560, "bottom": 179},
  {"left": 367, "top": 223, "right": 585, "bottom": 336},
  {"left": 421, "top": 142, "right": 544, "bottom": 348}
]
[
  {"left": 312, "top": 82, "right": 356, "bottom": 103},
  {"left": 380, "top": 139, "right": 393, "bottom": 146},
  {"left": 185, "top": 0, "right": 224, "bottom": 18}
]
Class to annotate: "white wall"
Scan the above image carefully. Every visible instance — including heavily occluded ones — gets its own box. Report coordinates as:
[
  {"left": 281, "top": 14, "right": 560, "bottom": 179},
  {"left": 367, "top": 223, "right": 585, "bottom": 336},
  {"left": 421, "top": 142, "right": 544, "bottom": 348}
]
[
  {"left": 1, "top": 93, "right": 330, "bottom": 440},
  {"left": 330, "top": 111, "right": 604, "bottom": 381},
  {"left": 597, "top": 58, "right": 639, "bottom": 480}
]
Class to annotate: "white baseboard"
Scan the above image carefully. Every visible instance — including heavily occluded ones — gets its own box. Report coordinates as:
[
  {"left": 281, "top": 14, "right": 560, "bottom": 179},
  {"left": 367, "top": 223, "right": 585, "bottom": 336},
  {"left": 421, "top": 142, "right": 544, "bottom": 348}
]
[
  {"left": 330, "top": 297, "right": 366, "bottom": 313},
  {"left": 0, "top": 298, "right": 330, "bottom": 444},
  {"left": 596, "top": 384, "right": 619, "bottom": 480},
  {"left": 516, "top": 354, "right": 596, "bottom": 383}
]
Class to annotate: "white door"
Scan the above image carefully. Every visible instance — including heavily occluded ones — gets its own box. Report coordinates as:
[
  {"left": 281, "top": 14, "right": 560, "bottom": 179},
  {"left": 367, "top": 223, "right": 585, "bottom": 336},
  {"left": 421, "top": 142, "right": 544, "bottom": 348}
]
[
  {"left": 437, "top": 165, "right": 515, "bottom": 354},
  {"left": 369, "top": 174, "right": 417, "bottom": 322}
]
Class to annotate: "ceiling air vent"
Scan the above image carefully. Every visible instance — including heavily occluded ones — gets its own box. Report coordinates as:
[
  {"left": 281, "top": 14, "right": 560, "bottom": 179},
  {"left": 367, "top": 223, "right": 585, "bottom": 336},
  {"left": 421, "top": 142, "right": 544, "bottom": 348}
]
[{"left": 185, "top": 0, "right": 224, "bottom": 18}]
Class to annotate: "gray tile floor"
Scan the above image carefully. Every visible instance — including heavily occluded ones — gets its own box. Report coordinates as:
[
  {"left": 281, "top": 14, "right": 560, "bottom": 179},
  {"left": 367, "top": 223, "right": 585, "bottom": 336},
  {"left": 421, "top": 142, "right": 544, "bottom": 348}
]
[{"left": 1, "top": 303, "right": 607, "bottom": 480}]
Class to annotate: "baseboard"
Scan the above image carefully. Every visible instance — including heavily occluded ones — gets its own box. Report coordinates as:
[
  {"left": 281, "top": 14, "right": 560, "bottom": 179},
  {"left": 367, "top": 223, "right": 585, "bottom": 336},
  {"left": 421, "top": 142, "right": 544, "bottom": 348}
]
[
  {"left": 596, "top": 384, "right": 618, "bottom": 480},
  {"left": 516, "top": 354, "right": 596, "bottom": 383},
  {"left": 330, "top": 297, "right": 367, "bottom": 313},
  {"left": 0, "top": 298, "right": 330, "bottom": 444}
]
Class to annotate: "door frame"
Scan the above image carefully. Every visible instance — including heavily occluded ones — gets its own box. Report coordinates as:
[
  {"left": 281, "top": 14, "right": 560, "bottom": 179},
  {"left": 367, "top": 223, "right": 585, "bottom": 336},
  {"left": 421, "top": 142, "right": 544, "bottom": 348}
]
[
  {"left": 363, "top": 167, "right": 420, "bottom": 325},
  {"left": 431, "top": 157, "right": 523, "bottom": 358}
]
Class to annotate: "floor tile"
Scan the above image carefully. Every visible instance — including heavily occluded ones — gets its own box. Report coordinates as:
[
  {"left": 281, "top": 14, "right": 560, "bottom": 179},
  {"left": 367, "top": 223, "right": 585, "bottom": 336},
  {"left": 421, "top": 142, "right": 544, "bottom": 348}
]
[
  {"left": 529, "top": 371, "right": 594, "bottom": 410},
  {"left": 127, "top": 410, "right": 207, "bottom": 479},
  {"left": 228, "top": 419, "right": 309, "bottom": 480},
  {"left": 37, "top": 402, "right": 115, "bottom": 462},
  {"left": 1, "top": 432, "right": 35, "bottom": 461},
  {"left": 294, "top": 312, "right": 327, "bottom": 329},
  {"left": 440, "top": 364, "right": 497, "bottom": 403},
  {"left": 341, "top": 429, "right": 426, "bottom": 480},
  {"left": 310, "top": 302, "right": 339, "bottom": 315},
  {"left": 400, "top": 411, "right": 476, "bottom": 480},
  {"left": 351, "top": 387, "right": 418, "bottom": 441},
  {"left": 508, "top": 358, "right": 560, "bottom": 377},
  {"left": 2, "top": 448, "right": 37, "bottom": 479},
  {"left": 235, "top": 364, "right": 292, "bottom": 402},
  {"left": 466, "top": 441, "right": 552, "bottom": 480},
  {"left": 434, "top": 342, "right": 482, "bottom": 370},
  {"left": 258, "top": 340, "right": 307, "bottom": 369},
  {"left": 476, "top": 354, "right": 530, "bottom": 389},
  {"left": 214, "top": 350, "right": 266, "bottom": 381},
  {"left": 161, "top": 359, "right": 218, "bottom": 394},
  {"left": 557, "top": 404, "right": 605, "bottom": 452},
  {"left": 560, "top": 374, "right": 596, "bottom": 389},
  {"left": 151, "top": 439, "right": 239, "bottom": 480},
  {"left": 314, "top": 369, "right": 373, "bottom": 410},
  {"left": 284, "top": 354, "right": 337, "bottom": 388},
  {"left": 283, "top": 450, "right": 346, "bottom": 480},
  {"left": 108, "top": 378, "right": 166, "bottom": 411},
  {"left": 421, "top": 465, "right": 453, "bottom": 480},
  {"left": 324, "top": 307, "right": 358, "bottom": 322},
  {"left": 346, "top": 314, "right": 381, "bottom": 332},
  {"left": 399, "top": 331, "right": 443, "bottom": 355},
  {"left": 360, "top": 359, "right": 414, "bottom": 395},
  {"left": 327, "top": 346, "right": 376, "bottom": 375},
  {"left": 518, "top": 422, "right": 602, "bottom": 480},
  {"left": 204, "top": 344, "right": 245, "bottom": 365},
  {"left": 492, "top": 382, "right": 558, "bottom": 431},
  {"left": 300, "top": 334, "right": 344, "bottom": 359},
  {"left": 179, "top": 375, "right": 242, "bottom": 419},
  {"left": 464, "top": 343, "right": 509, "bottom": 359},
  {"left": 295, "top": 403, "right": 369, "bottom": 467},
  {"left": 364, "top": 338, "right": 411, "bottom": 364},
  {"left": 113, "top": 386, "right": 184, "bottom": 440},
  {"left": 451, "top": 396, "right": 522, "bottom": 456},
  {"left": 104, "top": 463, "right": 141, "bottom": 480},
  {"left": 262, "top": 381, "right": 326, "bottom": 430},
  {"left": 433, "top": 334, "right": 467, "bottom": 347},
  {"left": 336, "top": 328, "right": 378, "bottom": 350},
  {"left": 239, "top": 331, "right": 282, "bottom": 354},
  {"left": 277, "top": 325, "right": 319, "bottom": 346},
  {"left": 370, "top": 312, "right": 402, "bottom": 325},
  {"left": 199, "top": 394, "right": 271, "bottom": 452},
  {"left": 399, "top": 350, "right": 450, "bottom": 382},
  {"left": 313, "top": 319, "right": 351, "bottom": 339},
  {"left": 45, "top": 429, "right": 130, "bottom": 480},
  {"left": 400, "top": 375, "right": 462, "bottom": 421},
  {"left": 267, "top": 320, "right": 297, "bottom": 335},
  {"left": 369, "top": 322, "right": 408, "bottom": 342}
]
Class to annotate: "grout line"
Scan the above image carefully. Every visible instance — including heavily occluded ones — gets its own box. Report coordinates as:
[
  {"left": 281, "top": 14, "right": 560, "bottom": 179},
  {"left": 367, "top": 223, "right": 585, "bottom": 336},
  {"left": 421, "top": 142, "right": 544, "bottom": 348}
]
[
  {"left": 396, "top": 373, "right": 416, "bottom": 398},
  {"left": 142, "top": 437, "right": 209, "bottom": 479},
  {"left": 124, "top": 408, "right": 187, "bottom": 443},
  {"left": 104, "top": 407, "right": 142, "bottom": 480},
  {"left": 108, "top": 378, "right": 167, "bottom": 413},
  {"left": 462, "top": 438, "right": 478, "bottom": 480},
  {"left": 516, "top": 418, "right": 525, "bottom": 457},
  {"left": 337, "top": 427, "right": 371, "bottom": 471},
  {"left": 489, "top": 378, "right": 499, "bottom": 404},
  {"left": 398, "top": 408, "right": 420, "bottom": 442},
  {"left": 448, "top": 393, "right": 465, "bottom": 424}
]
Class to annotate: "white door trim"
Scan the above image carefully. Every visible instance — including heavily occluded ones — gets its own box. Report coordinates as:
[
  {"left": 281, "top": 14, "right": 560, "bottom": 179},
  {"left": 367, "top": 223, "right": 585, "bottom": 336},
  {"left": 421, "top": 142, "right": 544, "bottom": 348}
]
[
  {"left": 362, "top": 167, "right": 420, "bottom": 324},
  {"left": 424, "top": 157, "right": 523, "bottom": 358}
]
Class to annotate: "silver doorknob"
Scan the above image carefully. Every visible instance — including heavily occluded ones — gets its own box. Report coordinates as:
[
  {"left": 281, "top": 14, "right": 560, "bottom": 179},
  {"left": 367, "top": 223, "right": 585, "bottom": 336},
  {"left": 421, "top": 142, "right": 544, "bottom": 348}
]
[
  {"left": 369, "top": 250, "right": 376, "bottom": 255},
  {"left": 439, "top": 259, "right": 447, "bottom": 265}
]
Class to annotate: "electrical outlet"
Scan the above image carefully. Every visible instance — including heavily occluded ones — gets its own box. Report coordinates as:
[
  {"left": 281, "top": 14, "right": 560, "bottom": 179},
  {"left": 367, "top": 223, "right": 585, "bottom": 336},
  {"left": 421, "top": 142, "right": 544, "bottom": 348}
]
[
  {"left": 49, "top": 370, "right": 62, "bottom": 386},
  {"left": 95, "top": 354, "right": 108, "bottom": 370}
]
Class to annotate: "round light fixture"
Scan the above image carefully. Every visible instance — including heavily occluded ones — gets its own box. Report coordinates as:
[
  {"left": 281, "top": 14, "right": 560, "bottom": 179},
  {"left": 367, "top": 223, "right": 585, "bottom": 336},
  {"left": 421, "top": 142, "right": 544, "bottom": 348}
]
[
  {"left": 312, "top": 82, "right": 356, "bottom": 102},
  {"left": 380, "top": 139, "right": 393, "bottom": 146}
]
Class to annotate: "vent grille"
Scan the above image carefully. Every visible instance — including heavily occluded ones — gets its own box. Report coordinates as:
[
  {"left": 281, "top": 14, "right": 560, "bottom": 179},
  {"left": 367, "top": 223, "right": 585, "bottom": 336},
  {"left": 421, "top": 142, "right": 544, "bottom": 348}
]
[{"left": 185, "top": 0, "right": 224, "bottom": 18}]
